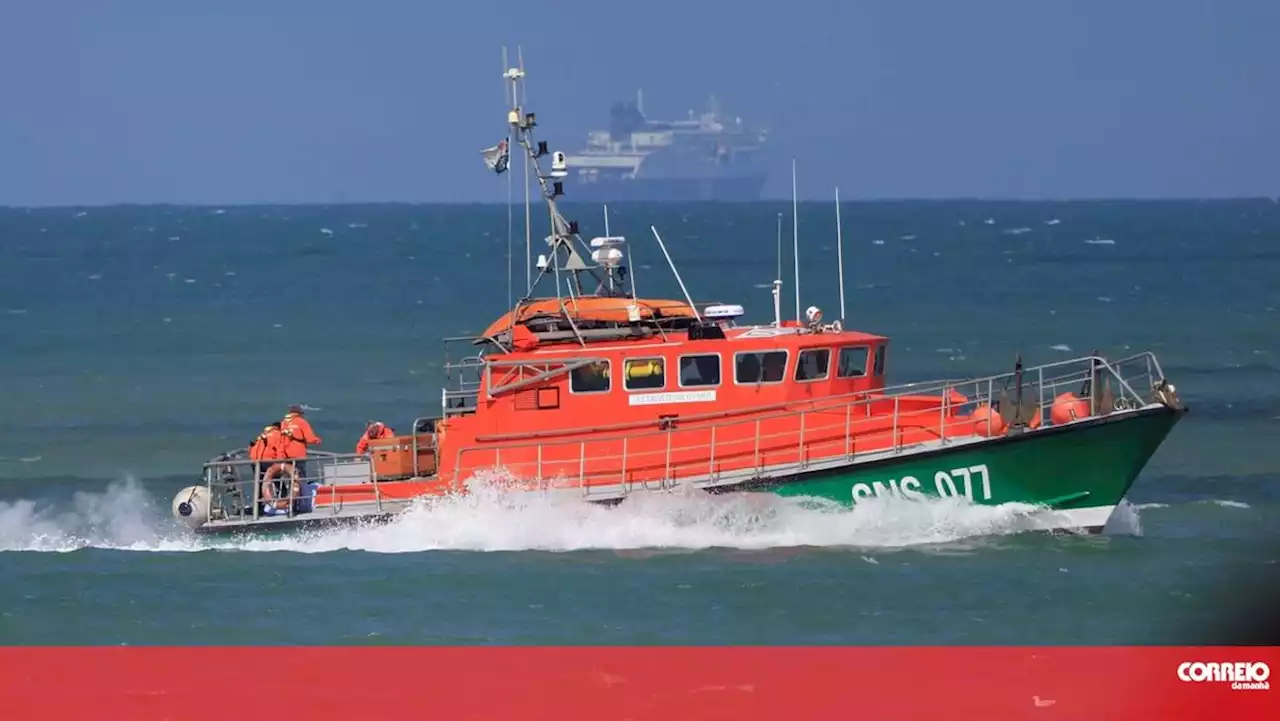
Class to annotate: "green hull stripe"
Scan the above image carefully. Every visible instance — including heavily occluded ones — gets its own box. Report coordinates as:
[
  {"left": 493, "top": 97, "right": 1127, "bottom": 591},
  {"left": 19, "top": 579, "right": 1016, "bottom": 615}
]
[{"left": 720, "top": 405, "right": 1185, "bottom": 513}]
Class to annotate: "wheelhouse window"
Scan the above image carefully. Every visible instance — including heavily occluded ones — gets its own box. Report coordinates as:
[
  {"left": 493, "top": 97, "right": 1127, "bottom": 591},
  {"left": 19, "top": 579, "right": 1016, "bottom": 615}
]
[
  {"left": 569, "top": 360, "right": 611, "bottom": 394},
  {"left": 837, "top": 346, "right": 869, "bottom": 378},
  {"left": 624, "top": 357, "right": 665, "bottom": 390},
  {"left": 873, "top": 344, "right": 887, "bottom": 376},
  {"left": 795, "top": 348, "right": 830, "bottom": 381},
  {"left": 735, "top": 350, "right": 788, "bottom": 384},
  {"left": 678, "top": 354, "right": 721, "bottom": 387}
]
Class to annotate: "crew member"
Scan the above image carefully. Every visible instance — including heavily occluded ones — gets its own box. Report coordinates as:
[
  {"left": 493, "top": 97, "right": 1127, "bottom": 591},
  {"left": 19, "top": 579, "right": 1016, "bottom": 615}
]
[
  {"left": 248, "top": 422, "right": 288, "bottom": 506},
  {"left": 355, "top": 421, "right": 395, "bottom": 454},
  {"left": 280, "top": 404, "right": 322, "bottom": 480}
]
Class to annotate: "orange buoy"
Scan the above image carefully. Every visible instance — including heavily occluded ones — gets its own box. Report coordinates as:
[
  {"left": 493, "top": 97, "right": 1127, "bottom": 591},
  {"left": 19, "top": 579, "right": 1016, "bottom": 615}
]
[
  {"left": 971, "top": 404, "right": 1008, "bottom": 437},
  {"left": 1051, "top": 392, "right": 1091, "bottom": 425}
]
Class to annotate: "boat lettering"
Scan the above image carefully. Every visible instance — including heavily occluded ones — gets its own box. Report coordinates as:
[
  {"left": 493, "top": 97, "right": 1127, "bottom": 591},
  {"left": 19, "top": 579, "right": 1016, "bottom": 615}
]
[
  {"left": 628, "top": 390, "right": 717, "bottom": 406},
  {"left": 934, "top": 465, "right": 992, "bottom": 502},
  {"left": 851, "top": 464, "right": 992, "bottom": 502},
  {"left": 850, "top": 475, "right": 926, "bottom": 502}
]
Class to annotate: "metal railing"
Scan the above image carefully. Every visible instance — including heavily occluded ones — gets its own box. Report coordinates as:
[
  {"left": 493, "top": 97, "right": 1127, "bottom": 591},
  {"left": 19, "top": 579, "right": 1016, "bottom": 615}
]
[
  {"left": 441, "top": 336, "right": 488, "bottom": 418},
  {"left": 193, "top": 352, "right": 1172, "bottom": 523},
  {"left": 440, "top": 352, "right": 1170, "bottom": 495},
  {"left": 198, "top": 450, "right": 382, "bottom": 524}
]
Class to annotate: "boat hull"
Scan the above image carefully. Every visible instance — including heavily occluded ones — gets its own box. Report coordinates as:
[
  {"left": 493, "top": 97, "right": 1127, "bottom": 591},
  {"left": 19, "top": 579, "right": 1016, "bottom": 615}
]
[
  {"left": 189, "top": 405, "right": 1183, "bottom": 537},
  {"left": 729, "top": 404, "right": 1185, "bottom": 532}
]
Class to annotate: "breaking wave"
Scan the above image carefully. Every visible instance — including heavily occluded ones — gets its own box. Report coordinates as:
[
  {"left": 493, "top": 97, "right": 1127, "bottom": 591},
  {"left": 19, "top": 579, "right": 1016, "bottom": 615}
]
[{"left": 1, "top": 471, "right": 1143, "bottom": 555}]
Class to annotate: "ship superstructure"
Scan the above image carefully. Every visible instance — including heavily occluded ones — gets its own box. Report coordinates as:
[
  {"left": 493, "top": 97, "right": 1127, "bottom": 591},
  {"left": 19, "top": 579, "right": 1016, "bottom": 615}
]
[{"left": 561, "top": 91, "right": 769, "bottom": 202}]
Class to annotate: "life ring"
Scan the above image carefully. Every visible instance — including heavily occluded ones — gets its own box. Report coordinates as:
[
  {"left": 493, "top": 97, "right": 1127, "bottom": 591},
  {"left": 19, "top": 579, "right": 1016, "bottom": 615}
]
[{"left": 261, "top": 462, "right": 300, "bottom": 509}]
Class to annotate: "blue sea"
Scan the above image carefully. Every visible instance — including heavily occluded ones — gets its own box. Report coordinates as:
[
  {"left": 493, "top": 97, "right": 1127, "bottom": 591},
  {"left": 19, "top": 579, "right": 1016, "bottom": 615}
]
[{"left": 1, "top": 199, "right": 1277, "bottom": 644}]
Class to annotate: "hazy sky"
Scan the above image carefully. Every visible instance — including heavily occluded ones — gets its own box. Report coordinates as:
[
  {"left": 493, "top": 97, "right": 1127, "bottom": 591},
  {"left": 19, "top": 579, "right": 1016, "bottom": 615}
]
[{"left": 2, "top": 0, "right": 1276, "bottom": 205}]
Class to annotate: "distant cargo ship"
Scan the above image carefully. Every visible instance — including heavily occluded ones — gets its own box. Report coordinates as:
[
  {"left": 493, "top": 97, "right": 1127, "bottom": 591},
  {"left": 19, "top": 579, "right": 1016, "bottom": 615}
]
[{"left": 559, "top": 92, "right": 768, "bottom": 203}]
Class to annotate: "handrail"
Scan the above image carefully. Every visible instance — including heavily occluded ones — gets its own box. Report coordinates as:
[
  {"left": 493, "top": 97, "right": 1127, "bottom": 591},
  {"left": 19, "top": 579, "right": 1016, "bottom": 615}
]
[
  {"left": 443, "top": 351, "right": 1165, "bottom": 488},
  {"left": 459, "top": 406, "right": 940, "bottom": 487},
  {"left": 188, "top": 351, "right": 1169, "bottom": 527},
  {"left": 198, "top": 450, "right": 381, "bottom": 524},
  {"left": 201, "top": 448, "right": 359, "bottom": 467},
  {"left": 473, "top": 352, "right": 1159, "bottom": 444}
]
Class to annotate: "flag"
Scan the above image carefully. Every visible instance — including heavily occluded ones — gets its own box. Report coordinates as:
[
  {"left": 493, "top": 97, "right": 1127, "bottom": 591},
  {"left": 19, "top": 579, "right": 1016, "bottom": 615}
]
[{"left": 482, "top": 138, "right": 510, "bottom": 174}]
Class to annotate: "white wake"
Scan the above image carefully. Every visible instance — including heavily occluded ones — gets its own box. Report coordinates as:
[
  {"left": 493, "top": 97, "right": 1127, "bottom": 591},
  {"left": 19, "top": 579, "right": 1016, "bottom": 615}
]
[{"left": 0, "top": 472, "right": 1142, "bottom": 554}]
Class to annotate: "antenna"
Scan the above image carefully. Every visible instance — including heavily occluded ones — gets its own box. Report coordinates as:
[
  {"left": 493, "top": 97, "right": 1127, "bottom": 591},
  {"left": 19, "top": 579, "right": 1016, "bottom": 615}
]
[
  {"left": 775, "top": 212, "right": 782, "bottom": 284},
  {"left": 835, "top": 186, "right": 846, "bottom": 323},
  {"left": 630, "top": 241, "right": 640, "bottom": 299},
  {"left": 650, "top": 226, "right": 701, "bottom": 323},
  {"left": 772, "top": 279, "right": 782, "bottom": 328},
  {"left": 773, "top": 212, "right": 783, "bottom": 327},
  {"left": 518, "top": 46, "right": 532, "bottom": 295},
  {"left": 791, "top": 158, "right": 800, "bottom": 322},
  {"left": 507, "top": 141, "right": 514, "bottom": 309},
  {"left": 502, "top": 48, "right": 513, "bottom": 310},
  {"left": 603, "top": 204, "right": 612, "bottom": 291}
]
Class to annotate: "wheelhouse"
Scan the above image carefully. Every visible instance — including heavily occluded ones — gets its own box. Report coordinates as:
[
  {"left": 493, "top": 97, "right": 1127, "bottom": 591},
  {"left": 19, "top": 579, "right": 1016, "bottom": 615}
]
[{"left": 440, "top": 310, "right": 891, "bottom": 442}]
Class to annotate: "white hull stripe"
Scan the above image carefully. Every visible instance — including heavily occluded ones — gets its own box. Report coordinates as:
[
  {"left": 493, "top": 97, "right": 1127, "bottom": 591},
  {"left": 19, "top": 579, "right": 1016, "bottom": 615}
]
[{"left": 1018, "top": 504, "right": 1117, "bottom": 532}]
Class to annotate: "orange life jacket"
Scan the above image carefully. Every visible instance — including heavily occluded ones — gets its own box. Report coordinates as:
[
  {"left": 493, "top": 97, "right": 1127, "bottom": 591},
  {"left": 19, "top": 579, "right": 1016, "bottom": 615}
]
[
  {"left": 355, "top": 424, "right": 396, "bottom": 454},
  {"left": 249, "top": 427, "right": 284, "bottom": 462},
  {"left": 280, "top": 413, "right": 321, "bottom": 458}
]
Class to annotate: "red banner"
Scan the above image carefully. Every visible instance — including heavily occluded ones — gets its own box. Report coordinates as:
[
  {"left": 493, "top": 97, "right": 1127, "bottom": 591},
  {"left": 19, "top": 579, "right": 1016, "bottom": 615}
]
[{"left": 0, "top": 646, "right": 1274, "bottom": 720}]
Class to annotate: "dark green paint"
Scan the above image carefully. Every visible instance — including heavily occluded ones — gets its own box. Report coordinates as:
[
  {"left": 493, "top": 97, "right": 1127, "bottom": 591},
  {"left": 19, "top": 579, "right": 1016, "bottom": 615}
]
[{"left": 765, "top": 406, "right": 1184, "bottom": 512}]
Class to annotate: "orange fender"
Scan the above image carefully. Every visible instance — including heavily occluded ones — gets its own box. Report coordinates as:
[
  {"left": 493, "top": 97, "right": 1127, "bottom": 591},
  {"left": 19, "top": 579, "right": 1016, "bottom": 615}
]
[
  {"left": 971, "top": 404, "right": 1008, "bottom": 437},
  {"left": 1051, "top": 392, "right": 1091, "bottom": 425}
]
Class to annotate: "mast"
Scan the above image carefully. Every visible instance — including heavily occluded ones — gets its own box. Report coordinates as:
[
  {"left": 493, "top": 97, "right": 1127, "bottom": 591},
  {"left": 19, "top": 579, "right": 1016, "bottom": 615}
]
[
  {"left": 835, "top": 186, "right": 846, "bottom": 323},
  {"left": 791, "top": 158, "right": 800, "bottom": 322},
  {"left": 502, "top": 48, "right": 514, "bottom": 310},
  {"left": 519, "top": 46, "right": 532, "bottom": 295},
  {"left": 496, "top": 53, "right": 634, "bottom": 310},
  {"left": 773, "top": 212, "right": 782, "bottom": 327},
  {"left": 775, "top": 212, "right": 782, "bottom": 284},
  {"left": 483, "top": 51, "right": 711, "bottom": 350},
  {"left": 507, "top": 142, "right": 514, "bottom": 309},
  {"left": 603, "top": 204, "right": 613, "bottom": 292}
]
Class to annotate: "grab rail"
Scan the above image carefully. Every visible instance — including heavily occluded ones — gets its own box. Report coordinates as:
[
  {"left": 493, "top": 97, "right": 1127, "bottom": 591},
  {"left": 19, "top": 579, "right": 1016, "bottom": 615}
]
[
  {"left": 193, "top": 351, "right": 1171, "bottom": 521},
  {"left": 198, "top": 451, "right": 379, "bottom": 524},
  {"left": 442, "top": 352, "right": 1167, "bottom": 492}
]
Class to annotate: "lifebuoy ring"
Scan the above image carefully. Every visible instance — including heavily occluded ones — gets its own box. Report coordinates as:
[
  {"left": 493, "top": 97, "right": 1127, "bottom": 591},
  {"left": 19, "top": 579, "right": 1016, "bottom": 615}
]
[{"left": 261, "top": 462, "right": 300, "bottom": 510}]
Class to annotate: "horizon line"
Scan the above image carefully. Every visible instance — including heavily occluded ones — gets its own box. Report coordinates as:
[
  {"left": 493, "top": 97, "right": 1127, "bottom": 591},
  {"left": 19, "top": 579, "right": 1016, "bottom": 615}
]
[{"left": 3, "top": 195, "right": 1278, "bottom": 210}]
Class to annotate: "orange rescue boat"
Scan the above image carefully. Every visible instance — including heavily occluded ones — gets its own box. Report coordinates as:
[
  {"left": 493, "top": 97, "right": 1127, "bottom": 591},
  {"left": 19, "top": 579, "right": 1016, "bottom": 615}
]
[{"left": 172, "top": 59, "right": 1186, "bottom": 537}]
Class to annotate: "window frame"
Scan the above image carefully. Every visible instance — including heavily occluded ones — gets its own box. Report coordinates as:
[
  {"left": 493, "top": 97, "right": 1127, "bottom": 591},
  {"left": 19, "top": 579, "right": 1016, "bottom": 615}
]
[
  {"left": 794, "top": 347, "right": 832, "bottom": 383},
  {"left": 732, "top": 349, "right": 791, "bottom": 386},
  {"left": 836, "top": 345, "right": 871, "bottom": 379},
  {"left": 622, "top": 356, "right": 668, "bottom": 392},
  {"left": 568, "top": 359, "right": 612, "bottom": 395},
  {"left": 676, "top": 352, "right": 722, "bottom": 389}
]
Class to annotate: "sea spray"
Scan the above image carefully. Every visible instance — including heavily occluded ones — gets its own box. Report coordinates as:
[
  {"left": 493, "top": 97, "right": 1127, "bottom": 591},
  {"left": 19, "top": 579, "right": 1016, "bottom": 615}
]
[
  {"left": 1, "top": 468, "right": 1143, "bottom": 555},
  {"left": 0, "top": 476, "right": 183, "bottom": 552}
]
